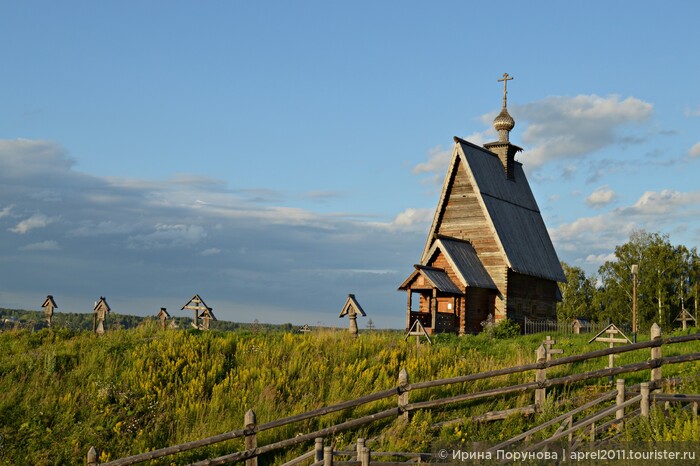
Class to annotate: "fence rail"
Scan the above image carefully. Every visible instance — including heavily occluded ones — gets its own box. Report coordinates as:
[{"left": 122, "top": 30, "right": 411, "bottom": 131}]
[
  {"left": 90, "top": 326, "right": 700, "bottom": 466},
  {"left": 523, "top": 318, "right": 631, "bottom": 335}
]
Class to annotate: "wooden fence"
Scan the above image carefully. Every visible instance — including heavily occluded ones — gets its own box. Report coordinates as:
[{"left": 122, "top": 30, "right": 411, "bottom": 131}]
[
  {"left": 523, "top": 318, "right": 631, "bottom": 336},
  {"left": 88, "top": 326, "right": 700, "bottom": 466}
]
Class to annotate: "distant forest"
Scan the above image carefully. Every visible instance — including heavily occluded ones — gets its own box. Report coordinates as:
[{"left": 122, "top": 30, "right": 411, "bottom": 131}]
[
  {"left": 558, "top": 230, "right": 699, "bottom": 331},
  {"left": 3, "top": 230, "right": 697, "bottom": 335},
  {"left": 0, "top": 308, "right": 300, "bottom": 333}
]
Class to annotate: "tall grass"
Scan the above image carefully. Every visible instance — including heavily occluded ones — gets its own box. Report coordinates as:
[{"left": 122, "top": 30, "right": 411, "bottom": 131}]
[{"left": 0, "top": 324, "right": 699, "bottom": 465}]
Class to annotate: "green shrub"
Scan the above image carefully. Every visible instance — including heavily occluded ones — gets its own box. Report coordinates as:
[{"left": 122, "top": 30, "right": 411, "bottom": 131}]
[{"left": 482, "top": 318, "right": 521, "bottom": 339}]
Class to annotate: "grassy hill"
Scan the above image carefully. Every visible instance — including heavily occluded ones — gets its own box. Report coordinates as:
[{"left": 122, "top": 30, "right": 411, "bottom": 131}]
[{"left": 1, "top": 322, "right": 700, "bottom": 465}]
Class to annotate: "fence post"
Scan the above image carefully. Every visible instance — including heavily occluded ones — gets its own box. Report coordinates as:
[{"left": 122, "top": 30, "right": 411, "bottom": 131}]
[
  {"left": 535, "top": 345, "right": 546, "bottom": 408},
  {"left": 87, "top": 446, "right": 98, "bottom": 466},
  {"left": 356, "top": 438, "right": 365, "bottom": 460},
  {"left": 616, "top": 379, "right": 625, "bottom": 430},
  {"left": 641, "top": 382, "right": 650, "bottom": 417},
  {"left": 398, "top": 368, "right": 409, "bottom": 421},
  {"left": 361, "top": 447, "right": 370, "bottom": 466},
  {"left": 650, "top": 323, "right": 662, "bottom": 384},
  {"left": 324, "top": 446, "right": 333, "bottom": 466},
  {"left": 244, "top": 409, "right": 257, "bottom": 466},
  {"left": 315, "top": 437, "right": 324, "bottom": 463}
]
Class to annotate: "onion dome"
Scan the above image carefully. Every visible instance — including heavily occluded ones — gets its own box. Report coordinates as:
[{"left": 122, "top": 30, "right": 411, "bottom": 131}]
[
  {"left": 493, "top": 107, "right": 515, "bottom": 141},
  {"left": 493, "top": 73, "right": 515, "bottom": 142}
]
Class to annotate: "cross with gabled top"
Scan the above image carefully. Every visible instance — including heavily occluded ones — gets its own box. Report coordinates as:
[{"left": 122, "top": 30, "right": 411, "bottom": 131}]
[{"left": 498, "top": 73, "right": 513, "bottom": 108}]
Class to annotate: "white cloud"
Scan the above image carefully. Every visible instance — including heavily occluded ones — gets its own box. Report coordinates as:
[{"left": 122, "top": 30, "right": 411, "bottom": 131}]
[
  {"left": 552, "top": 189, "right": 700, "bottom": 260},
  {"left": 0, "top": 205, "right": 14, "bottom": 219},
  {"left": 584, "top": 252, "right": 616, "bottom": 266},
  {"left": 69, "top": 220, "right": 139, "bottom": 237},
  {"left": 0, "top": 139, "right": 74, "bottom": 177},
  {"left": 412, "top": 145, "right": 452, "bottom": 176},
  {"left": 127, "top": 224, "right": 207, "bottom": 249},
  {"left": 391, "top": 207, "right": 434, "bottom": 229},
  {"left": 20, "top": 240, "right": 59, "bottom": 251},
  {"left": 585, "top": 186, "right": 617, "bottom": 208},
  {"left": 561, "top": 165, "right": 577, "bottom": 179},
  {"left": 460, "top": 130, "right": 491, "bottom": 148},
  {"left": 689, "top": 142, "right": 700, "bottom": 158},
  {"left": 369, "top": 207, "right": 434, "bottom": 232},
  {"left": 412, "top": 131, "right": 493, "bottom": 186},
  {"left": 627, "top": 189, "right": 700, "bottom": 215},
  {"left": 684, "top": 105, "right": 700, "bottom": 117},
  {"left": 9, "top": 213, "right": 54, "bottom": 234},
  {"left": 516, "top": 94, "right": 653, "bottom": 168},
  {"left": 200, "top": 247, "right": 222, "bottom": 256}
]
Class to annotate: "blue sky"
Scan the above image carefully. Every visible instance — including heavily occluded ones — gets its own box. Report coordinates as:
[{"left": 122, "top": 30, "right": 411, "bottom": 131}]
[{"left": 1, "top": 2, "right": 699, "bottom": 328}]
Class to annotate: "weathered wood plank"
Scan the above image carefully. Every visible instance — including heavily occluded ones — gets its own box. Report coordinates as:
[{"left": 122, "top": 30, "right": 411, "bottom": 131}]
[
  {"left": 189, "top": 408, "right": 400, "bottom": 466},
  {"left": 487, "top": 391, "right": 618, "bottom": 453}
]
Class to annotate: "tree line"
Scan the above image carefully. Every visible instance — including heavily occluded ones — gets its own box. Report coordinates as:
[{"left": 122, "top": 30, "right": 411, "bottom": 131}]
[{"left": 557, "top": 230, "right": 699, "bottom": 331}]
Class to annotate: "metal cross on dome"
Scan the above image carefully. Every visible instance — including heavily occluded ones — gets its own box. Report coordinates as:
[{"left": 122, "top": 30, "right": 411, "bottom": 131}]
[{"left": 498, "top": 72, "right": 513, "bottom": 108}]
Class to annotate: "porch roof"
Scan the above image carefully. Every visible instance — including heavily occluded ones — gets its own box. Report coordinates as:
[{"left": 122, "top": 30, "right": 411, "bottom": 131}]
[
  {"left": 429, "top": 236, "right": 498, "bottom": 290},
  {"left": 398, "top": 265, "right": 463, "bottom": 295}
]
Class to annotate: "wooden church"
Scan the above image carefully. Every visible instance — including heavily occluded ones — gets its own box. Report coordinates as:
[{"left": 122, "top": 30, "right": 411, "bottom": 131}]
[{"left": 399, "top": 74, "right": 566, "bottom": 335}]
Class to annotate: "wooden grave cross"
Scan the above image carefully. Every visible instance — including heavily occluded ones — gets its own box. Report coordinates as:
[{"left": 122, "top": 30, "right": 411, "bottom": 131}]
[
  {"left": 93, "top": 297, "right": 111, "bottom": 336},
  {"left": 588, "top": 323, "right": 632, "bottom": 381},
  {"left": 157, "top": 307, "right": 170, "bottom": 330},
  {"left": 675, "top": 309, "right": 696, "bottom": 331},
  {"left": 339, "top": 294, "right": 366, "bottom": 337},
  {"left": 299, "top": 324, "right": 312, "bottom": 334},
  {"left": 42, "top": 295, "right": 58, "bottom": 329},
  {"left": 542, "top": 335, "right": 563, "bottom": 362},
  {"left": 405, "top": 319, "right": 432, "bottom": 345},
  {"left": 181, "top": 294, "right": 216, "bottom": 330}
]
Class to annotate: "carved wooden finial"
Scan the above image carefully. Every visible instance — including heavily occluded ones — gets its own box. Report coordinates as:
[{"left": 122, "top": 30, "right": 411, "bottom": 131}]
[
  {"left": 87, "top": 446, "right": 98, "bottom": 466},
  {"left": 244, "top": 409, "right": 257, "bottom": 427},
  {"left": 650, "top": 323, "right": 662, "bottom": 339},
  {"left": 536, "top": 344, "right": 546, "bottom": 362},
  {"left": 398, "top": 368, "right": 408, "bottom": 386}
]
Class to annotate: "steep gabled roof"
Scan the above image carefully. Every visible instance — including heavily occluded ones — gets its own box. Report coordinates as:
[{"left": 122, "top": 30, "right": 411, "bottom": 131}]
[
  {"left": 398, "top": 265, "right": 463, "bottom": 295},
  {"left": 339, "top": 294, "right": 367, "bottom": 317},
  {"left": 94, "top": 297, "right": 110, "bottom": 314},
  {"left": 199, "top": 307, "right": 217, "bottom": 321},
  {"left": 421, "top": 137, "right": 565, "bottom": 283},
  {"left": 42, "top": 295, "right": 58, "bottom": 309},
  {"left": 181, "top": 294, "right": 211, "bottom": 312},
  {"left": 426, "top": 236, "right": 497, "bottom": 290}
]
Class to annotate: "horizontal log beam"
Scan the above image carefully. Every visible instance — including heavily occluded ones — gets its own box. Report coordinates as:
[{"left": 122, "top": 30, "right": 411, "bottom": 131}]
[
  {"left": 523, "top": 395, "right": 642, "bottom": 453},
  {"left": 487, "top": 391, "right": 618, "bottom": 453},
  {"left": 406, "top": 382, "right": 539, "bottom": 412},
  {"left": 433, "top": 405, "right": 537, "bottom": 428},
  {"left": 104, "top": 332, "right": 700, "bottom": 466},
  {"left": 652, "top": 394, "right": 700, "bottom": 402},
  {"left": 101, "top": 389, "right": 399, "bottom": 466},
  {"left": 190, "top": 408, "right": 400, "bottom": 465},
  {"left": 407, "top": 333, "right": 700, "bottom": 393}
]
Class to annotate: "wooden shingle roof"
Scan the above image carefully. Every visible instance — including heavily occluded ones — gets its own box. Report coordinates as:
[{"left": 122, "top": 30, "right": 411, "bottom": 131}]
[
  {"left": 94, "top": 297, "right": 110, "bottom": 314},
  {"left": 42, "top": 295, "right": 58, "bottom": 309},
  {"left": 339, "top": 294, "right": 366, "bottom": 317},
  {"left": 398, "top": 265, "right": 463, "bottom": 295},
  {"left": 421, "top": 137, "right": 565, "bottom": 283},
  {"left": 427, "top": 236, "right": 498, "bottom": 290}
]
